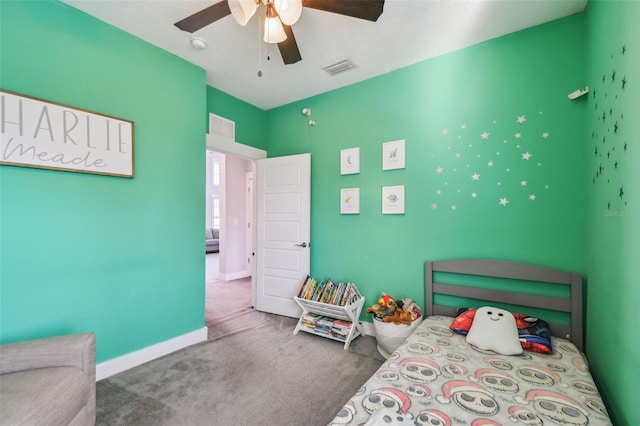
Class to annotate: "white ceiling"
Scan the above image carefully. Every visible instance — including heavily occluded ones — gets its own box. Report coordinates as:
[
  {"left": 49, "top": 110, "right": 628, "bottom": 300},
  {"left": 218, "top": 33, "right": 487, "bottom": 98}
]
[{"left": 62, "top": 0, "right": 587, "bottom": 110}]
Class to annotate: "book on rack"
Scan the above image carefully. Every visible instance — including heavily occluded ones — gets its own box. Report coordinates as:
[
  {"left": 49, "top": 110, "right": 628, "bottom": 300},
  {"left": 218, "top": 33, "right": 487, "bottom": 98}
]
[
  {"left": 312, "top": 279, "right": 327, "bottom": 301},
  {"left": 331, "top": 282, "right": 345, "bottom": 305},
  {"left": 339, "top": 282, "right": 362, "bottom": 306},
  {"left": 301, "top": 276, "right": 318, "bottom": 300},
  {"left": 331, "top": 319, "right": 352, "bottom": 338},
  {"left": 314, "top": 317, "right": 334, "bottom": 335},
  {"left": 301, "top": 312, "right": 322, "bottom": 329},
  {"left": 296, "top": 276, "right": 362, "bottom": 306},
  {"left": 319, "top": 278, "right": 335, "bottom": 304},
  {"left": 297, "top": 275, "right": 311, "bottom": 298}
]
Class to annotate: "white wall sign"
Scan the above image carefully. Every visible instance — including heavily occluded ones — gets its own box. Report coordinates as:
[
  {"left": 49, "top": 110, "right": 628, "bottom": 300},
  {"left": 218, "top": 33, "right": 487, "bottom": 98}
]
[{"left": 0, "top": 90, "right": 134, "bottom": 177}]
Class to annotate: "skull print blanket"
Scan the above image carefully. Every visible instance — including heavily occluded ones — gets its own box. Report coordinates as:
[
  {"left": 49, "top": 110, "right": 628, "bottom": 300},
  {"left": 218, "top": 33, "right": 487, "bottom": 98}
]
[{"left": 328, "top": 315, "right": 612, "bottom": 426}]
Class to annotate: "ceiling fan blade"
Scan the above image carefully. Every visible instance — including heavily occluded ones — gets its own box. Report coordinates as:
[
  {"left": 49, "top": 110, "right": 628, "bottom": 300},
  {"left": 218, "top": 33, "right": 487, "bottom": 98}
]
[
  {"left": 175, "top": 1, "right": 232, "bottom": 33},
  {"left": 278, "top": 25, "right": 302, "bottom": 65},
  {"left": 302, "top": 0, "right": 384, "bottom": 22}
]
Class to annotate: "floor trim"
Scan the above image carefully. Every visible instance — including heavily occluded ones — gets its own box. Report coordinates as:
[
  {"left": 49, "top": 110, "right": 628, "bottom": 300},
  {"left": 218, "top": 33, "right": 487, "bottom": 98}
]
[{"left": 96, "top": 327, "right": 208, "bottom": 380}]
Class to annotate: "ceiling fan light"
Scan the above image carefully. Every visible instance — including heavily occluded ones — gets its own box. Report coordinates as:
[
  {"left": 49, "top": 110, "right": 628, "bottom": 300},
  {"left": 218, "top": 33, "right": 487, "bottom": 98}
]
[
  {"left": 274, "top": 0, "right": 302, "bottom": 26},
  {"left": 264, "top": 15, "right": 287, "bottom": 43},
  {"left": 229, "top": 0, "right": 257, "bottom": 26}
]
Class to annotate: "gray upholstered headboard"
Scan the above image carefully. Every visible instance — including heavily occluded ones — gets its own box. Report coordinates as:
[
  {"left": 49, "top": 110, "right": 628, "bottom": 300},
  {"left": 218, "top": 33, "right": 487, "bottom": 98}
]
[{"left": 424, "top": 259, "right": 584, "bottom": 352}]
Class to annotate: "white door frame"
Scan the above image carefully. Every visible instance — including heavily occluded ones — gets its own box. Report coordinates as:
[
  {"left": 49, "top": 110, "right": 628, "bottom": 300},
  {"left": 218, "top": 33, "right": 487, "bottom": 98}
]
[{"left": 206, "top": 133, "right": 266, "bottom": 309}]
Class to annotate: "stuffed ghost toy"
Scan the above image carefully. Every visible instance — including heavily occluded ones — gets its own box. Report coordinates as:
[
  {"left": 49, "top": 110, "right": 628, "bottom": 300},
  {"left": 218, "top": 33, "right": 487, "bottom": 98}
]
[{"left": 465, "top": 306, "right": 523, "bottom": 355}]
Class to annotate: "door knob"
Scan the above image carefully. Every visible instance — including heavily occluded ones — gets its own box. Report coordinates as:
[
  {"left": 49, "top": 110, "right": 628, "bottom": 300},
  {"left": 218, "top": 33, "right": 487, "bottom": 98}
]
[{"left": 295, "top": 242, "right": 308, "bottom": 248}]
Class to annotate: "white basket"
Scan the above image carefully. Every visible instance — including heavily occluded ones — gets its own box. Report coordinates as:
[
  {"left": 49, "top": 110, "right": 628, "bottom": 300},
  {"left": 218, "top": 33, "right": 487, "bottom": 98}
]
[{"left": 373, "top": 317, "right": 422, "bottom": 359}]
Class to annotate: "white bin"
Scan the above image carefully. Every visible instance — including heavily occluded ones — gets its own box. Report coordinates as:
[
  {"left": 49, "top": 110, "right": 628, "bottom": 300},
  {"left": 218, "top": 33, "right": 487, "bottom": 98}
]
[{"left": 372, "top": 317, "right": 422, "bottom": 359}]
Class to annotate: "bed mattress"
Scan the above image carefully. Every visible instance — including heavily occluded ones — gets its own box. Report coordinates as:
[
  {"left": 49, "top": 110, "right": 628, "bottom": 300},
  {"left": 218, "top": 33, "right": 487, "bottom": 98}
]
[{"left": 329, "top": 315, "right": 612, "bottom": 426}]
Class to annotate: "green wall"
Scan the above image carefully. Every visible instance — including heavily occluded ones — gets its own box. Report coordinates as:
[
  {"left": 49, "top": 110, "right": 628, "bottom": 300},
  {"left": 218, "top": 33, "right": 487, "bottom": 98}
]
[
  {"left": 267, "top": 14, "right": 587, "bottom": 315},
  {"left": 0, "top": 1, "right": 207, "bottom": 362},
  {"left": 206, "top": 86, "right": 268, "bottom": 151},
  {"left": 584, "top": 1, "right": 640, "bottom": 424}
]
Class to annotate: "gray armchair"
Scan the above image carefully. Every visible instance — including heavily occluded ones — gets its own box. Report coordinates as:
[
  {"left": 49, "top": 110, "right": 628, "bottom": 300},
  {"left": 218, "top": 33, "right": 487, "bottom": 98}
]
[{"left": 0, "top": 332, "right": 96, "bottom": 426}]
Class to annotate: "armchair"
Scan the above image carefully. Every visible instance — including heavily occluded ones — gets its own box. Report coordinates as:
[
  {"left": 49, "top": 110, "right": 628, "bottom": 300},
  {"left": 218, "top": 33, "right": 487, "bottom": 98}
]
[{"left": 0, "top": 332, "right": 96, "bottom": 425}]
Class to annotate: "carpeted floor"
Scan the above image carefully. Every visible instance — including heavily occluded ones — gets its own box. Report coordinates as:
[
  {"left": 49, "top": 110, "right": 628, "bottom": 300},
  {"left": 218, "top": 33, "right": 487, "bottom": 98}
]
[{"left": 96, "top": 278, "right": 385, "bottom": 426}]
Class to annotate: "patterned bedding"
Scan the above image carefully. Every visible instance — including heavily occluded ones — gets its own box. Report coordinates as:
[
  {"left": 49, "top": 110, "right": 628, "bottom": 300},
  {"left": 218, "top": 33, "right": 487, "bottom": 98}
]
[{"left": 329, "top": 315, "right": 612, "bottom": 426}]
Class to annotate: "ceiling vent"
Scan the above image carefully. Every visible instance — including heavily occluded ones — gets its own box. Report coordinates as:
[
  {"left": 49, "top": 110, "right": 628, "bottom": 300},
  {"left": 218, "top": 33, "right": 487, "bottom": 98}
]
[
  {"left": 209, "top": 113, "right": 235, "bottom": 140},
  {"left": 323, "top": 59, "right": 355, "bottom": 76}
]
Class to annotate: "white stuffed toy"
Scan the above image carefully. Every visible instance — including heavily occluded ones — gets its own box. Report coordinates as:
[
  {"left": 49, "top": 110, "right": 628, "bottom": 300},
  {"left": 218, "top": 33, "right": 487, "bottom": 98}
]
[{"left": 465, "top": 306, "right": 523, "bottom": 355}]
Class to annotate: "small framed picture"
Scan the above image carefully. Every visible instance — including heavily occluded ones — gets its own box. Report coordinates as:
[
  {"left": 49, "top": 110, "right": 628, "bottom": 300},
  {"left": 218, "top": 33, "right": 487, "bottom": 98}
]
[
  {"left": 340, "top": 188, "right": 360, "bottom": 214},
  {"left": 382, "top": 140, "right": 405, "bottom": 170},
  {"left": 382, "top": 185, "right": 405, "bottom": 214},
  {"left": 340, "top": 147, "right": 360, "bottom": 175}
]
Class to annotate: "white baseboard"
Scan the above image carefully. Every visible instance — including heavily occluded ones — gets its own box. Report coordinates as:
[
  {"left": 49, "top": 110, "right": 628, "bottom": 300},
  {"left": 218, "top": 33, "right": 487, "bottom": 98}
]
[
  {"left": 96, "top": 327, "right": 208, "bottom": 381},
  {"left": 362, "top": 321, "right": 375, "bottom": 337},
  {"left": 220, "top": 271, "right": 249, "bottom": 281}
]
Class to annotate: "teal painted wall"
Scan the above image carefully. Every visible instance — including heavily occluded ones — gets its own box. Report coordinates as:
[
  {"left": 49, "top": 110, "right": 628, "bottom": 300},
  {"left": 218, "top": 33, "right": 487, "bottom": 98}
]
[
  {"left": 584, "top": 1, "right": 640, "bottom": 424},
  {"left": 0, "top": 1, "right": 207, "bottom": 362},
  {"left": 206, "top": 86, "right": 268, "bottom": 151},
  {"left": 267, "top": 14, "right": 587, "bottom": 316}
]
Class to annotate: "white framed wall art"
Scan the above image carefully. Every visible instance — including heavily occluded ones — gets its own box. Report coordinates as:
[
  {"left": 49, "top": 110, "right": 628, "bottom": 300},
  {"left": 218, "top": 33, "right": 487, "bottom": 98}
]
[
  {"left": 382, "top": 139, "right": 405, "bottom": 171},
  {"left": 340, "top": 188, "right": 360, "bottom": 214},
  {"left": 382, "top": 185, "right": 405, "bottom": 214},
  {"left": 340, "top": 147, "right": 360, "bottom": 175}
]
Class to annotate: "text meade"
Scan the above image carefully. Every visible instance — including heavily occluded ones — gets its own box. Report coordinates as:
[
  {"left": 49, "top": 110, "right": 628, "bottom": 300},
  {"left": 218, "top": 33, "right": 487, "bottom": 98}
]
[{"left": 3, "top": 138, "right": 107, "bottom": 169}]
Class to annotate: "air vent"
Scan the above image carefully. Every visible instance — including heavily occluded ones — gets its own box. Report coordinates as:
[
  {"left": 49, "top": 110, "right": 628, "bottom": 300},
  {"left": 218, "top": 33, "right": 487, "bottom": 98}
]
[
  {"left": 209, "top": 113, "right": 235, "bottom": 140},
  {"left": 323, "top": 59, "right": 355, "bottom": 76}
]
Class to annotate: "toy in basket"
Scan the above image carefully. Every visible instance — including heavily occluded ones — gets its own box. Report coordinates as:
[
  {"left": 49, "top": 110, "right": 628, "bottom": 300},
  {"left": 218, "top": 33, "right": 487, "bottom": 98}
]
[{"left": 366, "top": 294, "right": 422, "bottom": 359}]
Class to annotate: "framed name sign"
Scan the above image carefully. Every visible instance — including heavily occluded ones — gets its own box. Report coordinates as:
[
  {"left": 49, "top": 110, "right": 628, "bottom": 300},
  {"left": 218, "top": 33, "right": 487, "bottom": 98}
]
[{"left": 0, "top": 89, "right": 134, "bottom": 177}]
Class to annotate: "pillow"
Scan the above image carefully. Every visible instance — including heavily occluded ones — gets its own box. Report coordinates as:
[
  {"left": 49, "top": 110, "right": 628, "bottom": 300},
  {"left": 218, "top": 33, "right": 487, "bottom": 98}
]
[
  {"left": 465, "top": 306, "right": 523, "bottom": 355},
  {"left": 512, "top": 313, "right": 553, "bottom": 354},
  {"left": 450, "top": 308, "right": 553, "bottom": 354}
]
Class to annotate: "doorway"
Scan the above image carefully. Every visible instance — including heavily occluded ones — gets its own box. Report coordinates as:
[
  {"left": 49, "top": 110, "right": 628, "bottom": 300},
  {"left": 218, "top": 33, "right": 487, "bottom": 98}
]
[
  {"left": 204, "top": 136, "right": 266, "bottom": 338},
  {"left": 205, "top": 151, "right": 254, "bottom": 328}
]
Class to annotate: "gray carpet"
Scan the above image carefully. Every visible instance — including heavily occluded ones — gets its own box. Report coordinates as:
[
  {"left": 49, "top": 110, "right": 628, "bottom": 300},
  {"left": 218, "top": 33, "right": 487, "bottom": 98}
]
[{"left": 97, "top": 279, "right": 385, "bottom": 426}]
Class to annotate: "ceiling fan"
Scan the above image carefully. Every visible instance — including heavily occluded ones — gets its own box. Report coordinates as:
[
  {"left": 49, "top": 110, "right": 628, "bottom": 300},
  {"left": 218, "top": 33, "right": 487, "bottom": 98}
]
[{"left": 174, "top": 0, "right": 385, "bottom": 65}]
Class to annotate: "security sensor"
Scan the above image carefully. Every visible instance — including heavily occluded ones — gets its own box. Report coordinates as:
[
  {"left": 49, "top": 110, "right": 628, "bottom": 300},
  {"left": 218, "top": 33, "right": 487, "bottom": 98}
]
[
  {"left": 301, "top": 108, "right": 311, "bottom": 116},
  {"left": 568, "top": 86, "right": 589, "bottom": 100}
]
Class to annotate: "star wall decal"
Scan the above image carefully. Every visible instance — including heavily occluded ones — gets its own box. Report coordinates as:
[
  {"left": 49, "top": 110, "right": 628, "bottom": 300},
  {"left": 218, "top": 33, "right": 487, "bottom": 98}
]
[
  {"left": 430, "top": 111, "right": 554, "bottom": 212},
  {"left": 589, "top": 42, "right": 631, "bottom": 212}
]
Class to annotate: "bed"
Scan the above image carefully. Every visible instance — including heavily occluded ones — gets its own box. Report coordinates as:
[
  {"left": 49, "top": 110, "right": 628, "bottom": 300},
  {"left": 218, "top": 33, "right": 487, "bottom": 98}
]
[{"left": 328, "top": 259, "right": 612, "bottom": 426}]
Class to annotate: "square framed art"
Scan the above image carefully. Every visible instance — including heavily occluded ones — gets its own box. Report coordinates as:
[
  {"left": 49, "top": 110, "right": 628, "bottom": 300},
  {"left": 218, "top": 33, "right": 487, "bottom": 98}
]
[
  {"left": 382, "top": 185, "right": 405, "bottom": 214},
  {"left": 340, "top": 147, "right": 360, "bottom": 175},
  {"left": 382, "top": 139, "right": 405, "bottom": 171},
  {"left": 340, "top": 188, "right": 360, "bottom": 214}
]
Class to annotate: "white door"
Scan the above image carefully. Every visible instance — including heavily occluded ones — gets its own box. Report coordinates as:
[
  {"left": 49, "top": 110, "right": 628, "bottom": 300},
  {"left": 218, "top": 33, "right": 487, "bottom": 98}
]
[{"left": 255, "top": 153, "right": 310, "bottom": 317}]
